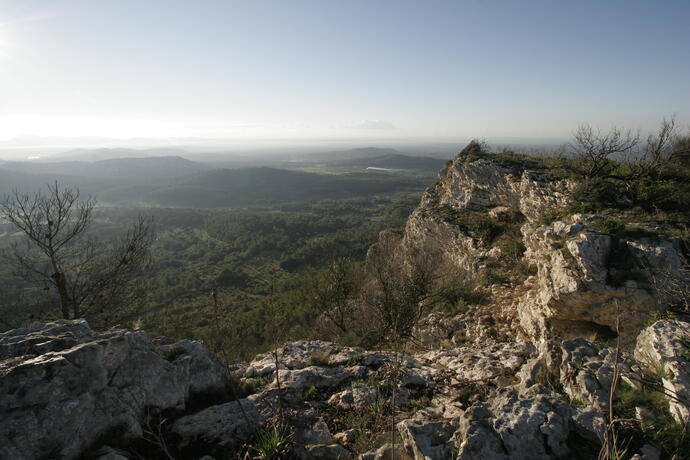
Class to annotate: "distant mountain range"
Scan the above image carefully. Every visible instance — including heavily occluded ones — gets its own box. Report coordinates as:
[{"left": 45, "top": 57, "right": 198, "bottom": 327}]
[
  {"left": 0, "top": 155, "right": 429, "bottom": 208},
  {"left": 99, "top": 167, "right": 429, "bottom": 207},
  {"left": 0, "top": 156, "right": 211, "bottom": 182},
  {"left": 49, "top": 148, "right": 193, "bottom": 162},
  {"left": 324, "top": 153, "right": 446, "bottom": 171}
]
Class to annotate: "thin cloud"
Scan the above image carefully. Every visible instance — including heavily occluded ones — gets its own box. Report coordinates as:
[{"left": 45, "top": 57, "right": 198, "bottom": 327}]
[{"left": 351, "top": 120, "right": 396, "bottom": 130}]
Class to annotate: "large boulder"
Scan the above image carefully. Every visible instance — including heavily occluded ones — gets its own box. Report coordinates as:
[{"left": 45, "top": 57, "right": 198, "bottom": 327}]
[{"left": 0, "top": 319, "right": 228, "bottom": 460}]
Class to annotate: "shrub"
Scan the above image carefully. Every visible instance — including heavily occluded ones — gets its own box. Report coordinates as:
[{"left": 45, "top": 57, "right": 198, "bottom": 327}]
[
  {"left": 458, "top": 140, "right": 487, "bottom": 160},
  {"left": 569, "top": 178, "right": 622, "bottom": 213},
  {"left": 250, "top": 421, "right": 293, "bottom": 460},
  {"left": 589, "top": 218, "right": 626, "bottom": 235},
  {"left": 534, "top": 360, "right": 564, "bottom": 394},
  {"left": 434, "top": 283, "right": 485, "bottom": 315},
  {"left": 432, "top": 207, "right": 502, "bottom": 246},
  {"left": 615, "top": 380, "right": 690, "bottom": 457},
  {"left": 302, "top": 385, "right": 320, "bottom": 401},
  {"left": 539, "top": 208, "right": 569, "bottom": 226}
]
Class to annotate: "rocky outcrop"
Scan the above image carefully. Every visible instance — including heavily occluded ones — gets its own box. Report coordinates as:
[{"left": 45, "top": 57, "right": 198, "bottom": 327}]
[
  {"left": 379, "top": 152, "right": 688, "bottom": 348},
  {"left": 521, "top": 217, "right": 687, "bottom": 345},
  {"left": 3, "top": 149, "right": 689, "bottom": 459},
  {"left": 0, "top": 319, "right": 228, "bottom": 460},
  {"left": 3, "top": 321, "right": 688, "bottom": 459},
  {"left": 635, "top": 320, "right": 690, "bottom": 423},
  {"left": 400, "top": 158, "right": 572, "bottom": 276}
]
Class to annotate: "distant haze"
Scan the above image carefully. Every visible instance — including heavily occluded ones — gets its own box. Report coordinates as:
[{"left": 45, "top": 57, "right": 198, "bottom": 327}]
[{"left": 0, "top": 0, "right": 688, "bottom": 143}]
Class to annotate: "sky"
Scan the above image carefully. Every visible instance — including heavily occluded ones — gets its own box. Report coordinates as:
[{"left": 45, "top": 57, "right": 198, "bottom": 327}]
[{"left": 0, "top": 0, "right": 689, "bottom": 142}]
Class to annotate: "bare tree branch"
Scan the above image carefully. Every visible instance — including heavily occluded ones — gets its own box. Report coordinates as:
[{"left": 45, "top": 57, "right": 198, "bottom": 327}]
[{"left": 1, "top": 183, "right": 154, "bottom": 325}]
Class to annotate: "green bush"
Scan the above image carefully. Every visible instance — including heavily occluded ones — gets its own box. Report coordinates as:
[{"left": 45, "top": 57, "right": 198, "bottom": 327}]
[
  {"left": 435, "top": 284, "right": 485, "bottom": 315},
  {"left": 432, "top": 207, "right": 503, "bottom": 246},
  {"left": 250, "top": 422, "right": 293, "bottom": 459},
  {"left": 615, "top": 381, "right": 690, "bottom": 457},
  {"left": 588, "top": 218, "right": 626, "bottom": 235},
  {"left": 539, "top": 208, "right": 569, "bottom": 226},
  {"left": 302, "top": 385, "right": 320, "bottom": 401},
  {"left": 569, "top": 178, "right": 622, "bottom": 213}
]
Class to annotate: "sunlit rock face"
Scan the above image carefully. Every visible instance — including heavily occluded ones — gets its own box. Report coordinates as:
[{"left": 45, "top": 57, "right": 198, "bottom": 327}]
[
  {"left": 635, "top": 320, "right": 690, "bottom": 423},
  {"left": 377, "top": 152, "right": 687, "bottom": 348}
]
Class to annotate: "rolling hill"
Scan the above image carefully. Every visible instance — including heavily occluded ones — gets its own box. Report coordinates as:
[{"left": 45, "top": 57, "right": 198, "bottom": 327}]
[
  {"left": 324, "top": 153, "right": 446, "bottom": 171},
  {"left": 0, "top": 156, "right": 211, "bottom": 182}
]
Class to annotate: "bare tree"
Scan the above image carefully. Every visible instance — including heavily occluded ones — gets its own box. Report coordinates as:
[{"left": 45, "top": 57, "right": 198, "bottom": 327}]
[
  {"left": 363, "top": 235, "right": 441, "bottom": 346},
  {"left": 302, "top": 257, "right": 361, "bottom": 336},
  {"left": 1, "top": 182, "right": 154, "bottom": 323},
  {"left": 570, "top": 117, "right": 690, "bottom": 182},
  {"left": 570, "top": 124, "right": 640, "bottom": 179}
]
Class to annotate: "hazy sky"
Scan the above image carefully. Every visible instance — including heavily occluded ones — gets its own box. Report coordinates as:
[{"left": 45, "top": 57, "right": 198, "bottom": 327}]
[{"left": 0, "top": 0, "right": 688, "bottom": 141}]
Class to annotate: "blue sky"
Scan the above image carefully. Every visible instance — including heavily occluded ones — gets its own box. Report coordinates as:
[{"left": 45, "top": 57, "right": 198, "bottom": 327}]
[{"left": 0, "top": 0, "right": 688, "bottom": 141}]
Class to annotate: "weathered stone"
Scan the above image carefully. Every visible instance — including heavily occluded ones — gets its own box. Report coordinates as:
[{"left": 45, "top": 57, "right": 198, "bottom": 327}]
[
  {"left": 490, "top": 388, "right": 573, "bottom": 459},
  {"left": 397, "top": 418, "right": 455, "bottom": 460},
  {"left": 273, "top": 365, "right": 366, "bottom": 392},
  {"left": 0, "top": 320, "right": 227, "bottom": 460},
  {"left": 303, "top": 443, "right": 353, "bottom": 460},
  {"left": 520, "top": 223, "right": 670, "bottom": 345},
  {"left": 421, "top": 342, "right": 535, "bottom": 386},
  {"left": 635, "top": 320, "right": 690, "bottom": 423},
  {"left": 560, "top": 338, "right": 618, "bottom": 411},
  {"left": 455, "top": 387, "right": 576, "bottom": 460},
  {"left": 571, "top": 406, "right": 606, "bottom": 442},
  {"left": 244, "top": 341, "right": 364, "bottom": 378},
  {"left": 334, "top": 429, "right": 357, "bottom": 445},
  {"left": 172, "top": 395, "right": 266, "bottom": 447},
  {"left": 328, "top": 386, "right": 380, "bottom": 410},
  {"left": 358, "top": 443, "right": 409, "bottom": 460},
  {"left": 294, "top": 416, "right": 334, "bottom": 445},
  {"left": 455, "top": 404, "right": 508, "bottom": 460},
  {"left": 157, "top": 339, "right": 227, "bottom": 396}
]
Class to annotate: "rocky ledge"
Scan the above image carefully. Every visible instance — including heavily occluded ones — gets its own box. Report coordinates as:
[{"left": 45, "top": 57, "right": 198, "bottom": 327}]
[{"left": 2, "top": 319, "right": 688, "bottom": 459}]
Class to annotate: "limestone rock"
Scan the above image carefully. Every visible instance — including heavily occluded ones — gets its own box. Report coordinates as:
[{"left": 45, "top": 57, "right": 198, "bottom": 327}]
[
  {"left": 490, "top": 388, "right": 573, "bottom": 459},
  {"left": 294, "top": 416, "right": 334, "bottom": 445},
  {"left": 157, "top": 339, "right": 227, "bottom": 396},
  {"left": 635, "top": 320, "right": 690, "bottom": 423},
  {"left": 560, "top": 338, "right": 619, "bottom": 411},
  {"left": 455, "top": 404, "right": 508, "bottom": 460},
  {"left": 520, "top": 223, "right": 669, "bottom": 345},
  {"left": 571, "top": 406, "right": 606, "bottom": 442},
  {"left": 421, "top": 342, "right": 535, "bottom": 387},
  {"left": 328, "top": 386, "right": 380, "bottom": 410},
  {"left": 358, "top": 443, "right": 409, "bottom": 460},
  {"left": 273, "top": 365, "right": 366, "bottom": 392},
  {"left": 334, "top": 429, "right": 357, "bottom": 445},
  {"left": 304, "top": 443, "right": 353, "bottom": 459},
  {"left": 172, "top": 394, "right": 266, "bottom": 447},
  {"left": 397, "top": 418, "right": 455, "bottom": 460},
  {"left": 244, "top": 341, "right": 363, "bottom": 378},
  {"left": 455, "top": 387, "right": 577, "bottom": 460},
  {"left": 0, "top": 319, "right": 228, "bottom": 460}
]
